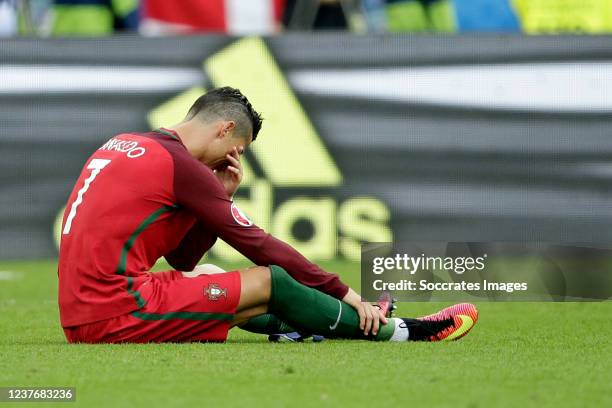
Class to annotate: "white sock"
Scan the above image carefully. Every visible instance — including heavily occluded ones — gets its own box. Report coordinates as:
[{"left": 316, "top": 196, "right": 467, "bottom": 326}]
[{"left": 389, "top": 318, "right": 409, "bottom": 342}]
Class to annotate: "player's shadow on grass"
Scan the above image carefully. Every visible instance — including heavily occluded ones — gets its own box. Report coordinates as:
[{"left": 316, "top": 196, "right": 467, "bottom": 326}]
[{"left": 2, "top": 338, "right": 326, "bottom": 345}]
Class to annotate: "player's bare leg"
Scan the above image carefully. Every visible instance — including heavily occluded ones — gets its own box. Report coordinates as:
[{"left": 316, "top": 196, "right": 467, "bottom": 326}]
[{"left": 231, "top": 266, "right": 272, "bottom": 326}]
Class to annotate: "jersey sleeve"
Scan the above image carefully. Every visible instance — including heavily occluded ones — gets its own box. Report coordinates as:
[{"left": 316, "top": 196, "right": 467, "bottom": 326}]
[{"left": 168, "top": 143, "right": 349, "bottom": 300}]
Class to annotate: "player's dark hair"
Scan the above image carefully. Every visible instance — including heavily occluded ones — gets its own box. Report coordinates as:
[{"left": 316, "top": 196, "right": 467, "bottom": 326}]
[{"left": 186, "top": 87, "right": 263, "bottom": 141}]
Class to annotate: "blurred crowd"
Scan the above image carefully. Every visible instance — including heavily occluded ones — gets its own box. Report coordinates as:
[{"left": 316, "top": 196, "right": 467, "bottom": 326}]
[{"left": 1, "top": 0, "right": 611, "bottom": 37}]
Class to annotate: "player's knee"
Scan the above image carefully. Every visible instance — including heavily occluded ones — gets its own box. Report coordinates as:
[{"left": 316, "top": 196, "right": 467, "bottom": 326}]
[
  {"left": 253, "top": 265, "right": 271, "bottom": 294},
  {"left": 240, "top": 265, "right": 272, "bottom": 303}
]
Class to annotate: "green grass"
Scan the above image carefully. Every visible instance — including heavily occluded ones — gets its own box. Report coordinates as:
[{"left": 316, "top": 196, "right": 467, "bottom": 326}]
[{"left": 0, "top": 259, "right": 610, "bottom": 408}]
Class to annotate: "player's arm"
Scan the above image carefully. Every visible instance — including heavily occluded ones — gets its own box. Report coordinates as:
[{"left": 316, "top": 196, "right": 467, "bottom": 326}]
[
  {"left": 175, "top": 167, "right": 384, "bottom": 332},
  {"left": 164, "top": 221, "right": 217, "bottom": 271},
  {"left": 172, "top": 153, "right": 349, "bottom": 300}
]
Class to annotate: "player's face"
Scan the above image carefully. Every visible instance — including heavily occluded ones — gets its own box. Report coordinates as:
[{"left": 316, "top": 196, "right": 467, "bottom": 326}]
[
  {"left": 208, "top": 127, "right": 251, "bottom": 170},
  {"left": 222, "top": 132, "right": 250, "bottom": 158}
]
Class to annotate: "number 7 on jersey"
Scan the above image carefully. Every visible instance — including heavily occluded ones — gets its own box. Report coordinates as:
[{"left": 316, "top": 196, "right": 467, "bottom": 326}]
[{"left": 62, "top": 158, "right": 111, "bottom": 235}]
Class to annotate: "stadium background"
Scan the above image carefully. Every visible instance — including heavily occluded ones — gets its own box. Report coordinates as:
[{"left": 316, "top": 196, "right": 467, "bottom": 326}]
[
  {"left": 1, "top": 1, "right": 611, "bottom": 407},
  {"left": 2, "top": 35, "right": 612, "bottom": 260}
]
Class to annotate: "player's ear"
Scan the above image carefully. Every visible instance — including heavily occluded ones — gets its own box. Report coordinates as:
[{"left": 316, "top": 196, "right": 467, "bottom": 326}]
[{"left": 220, "top": 121, "right": 236, "bottom": 138}]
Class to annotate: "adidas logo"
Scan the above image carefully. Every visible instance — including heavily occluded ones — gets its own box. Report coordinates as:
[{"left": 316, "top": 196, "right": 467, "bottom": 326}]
[
  {"left": 148, "top": 38, "right": 393, "bottom": 261},
  {"left": 54, "top": 38, "right": 393, "bottom": 261}
]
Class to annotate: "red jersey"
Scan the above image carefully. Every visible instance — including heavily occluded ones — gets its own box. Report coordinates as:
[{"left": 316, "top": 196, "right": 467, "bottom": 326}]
[{"left": 58, "top": 128, "right": 348, "bottom": 327}]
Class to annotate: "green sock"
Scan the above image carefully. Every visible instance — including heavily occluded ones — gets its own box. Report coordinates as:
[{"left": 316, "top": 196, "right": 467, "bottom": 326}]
[
  {"left": 239, "top": 314, "right": 296, "bottom": 335},
  {"left": 268, "top": 265, "right": 399, "bottom": 341}
]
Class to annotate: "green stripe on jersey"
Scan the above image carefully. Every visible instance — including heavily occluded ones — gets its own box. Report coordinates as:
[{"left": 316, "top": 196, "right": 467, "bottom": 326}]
[
  {"left": 116, "top": 205, "right": 175, "bottom": 275},
  {"left": 131, "top": 311, "right": 234, "bottom": 321},
  {"left": 116, "top": 205, "right": 175, "bottom": 309},
  {"left": 126, "top": 277, "right": 146, "bottom": 308},
  {"left": 155, "top": 128, "right": 179, "bottom": 140}
]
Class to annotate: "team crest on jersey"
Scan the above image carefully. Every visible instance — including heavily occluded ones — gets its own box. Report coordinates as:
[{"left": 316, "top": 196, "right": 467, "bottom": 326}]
[
  {"left": 205, "top": 283, "right": 227, "bottom": 301},
  {"left": 230, "top": 203, "right": 253, "bottom": 227}
]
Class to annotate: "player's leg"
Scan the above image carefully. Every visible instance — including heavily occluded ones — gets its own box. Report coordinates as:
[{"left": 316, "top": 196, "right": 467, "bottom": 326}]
[
  {"left": 257, "top": 265, "right": 402, "bottom": 340},
  {"left": 179, "top": 264, "right": 298, "bottom": 335},
  {"left": 78, "top": 268, "right": 246, "bottom": 343},
  {"left": 241, "top": 265, "right": 478, "bottom": 342},
  {"left": 99, "top": 264, "right": 476, "bottom": 343},
  {"left": 238, "top": 314, "right": 297, "bottom": 335},
  {"left": 66, "top": 266, "right": 280, "bottom": 343},
  {"left": 176, "top": 263, "right": 296, "bottom": 334}
]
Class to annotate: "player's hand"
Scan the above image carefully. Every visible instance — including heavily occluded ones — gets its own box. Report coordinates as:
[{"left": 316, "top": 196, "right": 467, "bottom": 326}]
[
  {"left": 342, "top": 288, "right": 388, "bottom": 336},
  {"left": 213, "top": 147, "right": 243, "bottom": 197}
]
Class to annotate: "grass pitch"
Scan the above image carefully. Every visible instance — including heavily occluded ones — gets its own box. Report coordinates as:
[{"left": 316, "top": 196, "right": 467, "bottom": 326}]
[{"left": 0, "top": 259, "right": 610, "bottom": 408}]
